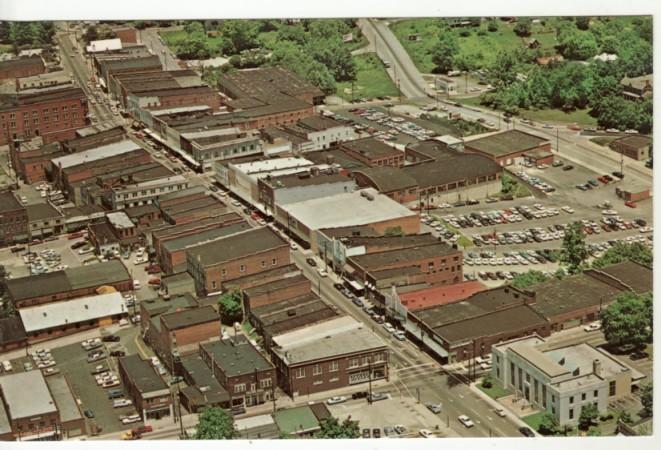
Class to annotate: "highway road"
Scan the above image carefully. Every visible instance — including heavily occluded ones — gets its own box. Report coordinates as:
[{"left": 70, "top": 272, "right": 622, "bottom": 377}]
[{"left": 359, "top": 20, "right": 652, "bottom": 188}]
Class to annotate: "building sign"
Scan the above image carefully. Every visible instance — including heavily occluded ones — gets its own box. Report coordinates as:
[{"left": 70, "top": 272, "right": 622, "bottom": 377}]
[{"left": 349, "top": 370, "right": 370, "bottom": 385}]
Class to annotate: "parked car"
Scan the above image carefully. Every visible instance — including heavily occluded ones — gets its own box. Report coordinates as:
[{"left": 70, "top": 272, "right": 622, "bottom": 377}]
[
  {"left": 362, "top": 428, "right": 371, "bottom": 439},
  {"left": 426, "top": 402, "right": 442, "bottom": 414},
  {"left": 84, "top": 409, "right": 95, "bottom": 419},
  {"left": 584, "top": 321, "right": 601, "bottom": 332},
  {"left": 369, "top": 392, "right": 389, "bottom": 402},
  {"left": 352, "top": 391, "right": 369, "bottom": 400},
  {"left": 419, "top": 429, "right": 433, "bottom": 438},
  {"left": 519, "top": 427, "right": 535, "bottom": 437},
  {"left": 102, "top": 335, "right": 120, "bottom": 342},
  {"left": 494, "top": 408, "right": 506, "bottom": 417},
  {"left": 326, "top": 396, "right": 347, "bottom": 405},
  {"left": 372, "top": 428, "right": 381, "bottom": 438},
  {"left": 624, "top": 200, "right": 638, "bottom": 208},
  {"left": 306, "top": 258, "right": 317, "bottom": 267},
  {"left": 562, "top": 165, "right": 574, "bottom": 171}
]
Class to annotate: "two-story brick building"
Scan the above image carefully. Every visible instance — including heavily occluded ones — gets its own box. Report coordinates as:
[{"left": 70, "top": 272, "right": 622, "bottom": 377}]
[
  {"left": 186, "top": 227, "right": 290, "bottom": 296},
  {"left": 339, "top": 137, "right": 405, "bottom": 168},
  {"left": 0, "top": 190, "right": 29, "bottom": 247},
  {"left": 118, "top": 354, "right": 172, "bottom": 421}
]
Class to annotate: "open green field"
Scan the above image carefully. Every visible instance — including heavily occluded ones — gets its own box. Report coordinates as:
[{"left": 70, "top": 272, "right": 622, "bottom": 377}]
[
  {"left": 336, "top": 53, "right": 400, "bottom": 100},
  {"left": 160, "top": 29, "right": 224, "bottom": 55}
]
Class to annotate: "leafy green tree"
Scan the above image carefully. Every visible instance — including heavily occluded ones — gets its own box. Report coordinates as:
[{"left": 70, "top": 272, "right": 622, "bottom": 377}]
[
  {"left": 307, "top": 38, "right": 356, "bottom": 82},
  {"left": 83, "top": 25, "right": 99, "bottom": 44},
  {"left": 481, "top": 375, "right": 493, "bottom": 389},
  {"left": 487, "top": 20, "right": 499, "bottom": 32},
  {"left": 578, "top": 403, "right": 599, "bottom": 430},
  {"left": 193, "top": 407, "right": 238, "bottom": 440},
  {"left": 618, "top": 410, "right": 633, "bottom": 424},
  {"left": 430, "top": 30, "right": 459, "bottom": 74},
  {"left": 591, "top": 242, "right": 652, "bottom": 269},
  {"left": 557, "top": 30, "right": 598, "bottom": 60},
  {"left": 601, "top": 292, "right": 652, "bottom": 351},
  {"left": 176, "top": 32, "right": 211, "bottom": 59},
  {"left": 641, "top": 383, "right": 653, "bottom": 417},
  {"left": 10, "top": 22, "right": 35, "bottom": 46},
  {"left": 489, "top": 51, "right": 519, "bottom": 88},
  {"left": 276, "top": 23, "right": 307, "bottom": 46},
  {"left": 587, "top": 427, "right": 601, "bottom": 436},
  {"left": 575, "top": 17, "right": 591, "bottom": 30},
  {"left": 0, "top": 22, "right": 11, "bottom": 43},
  {"left": 511, "top": 270, "right": 549, "bottom": 289},
  {"left": 513, "top": 18, "right": 532, "bottom": 37},
  {"left": 308, "top": 20, "right": 350, "bottom": 41},
  {"left": 538, "top": 413, "right": 561, "bottom": 435},
  {"left": 218, "top": 291, "right": 242, "bottom": 325},
  {"left": 560, "top": 222, "right": 588, "bottom": 274},
  {"left": 315, "top": 417, "right": 360, "bottom": 438},
  {"left": 219, "top": 20, "right": 259, "bottom": 55},
  {"left": 184, "top": 21, "right": 205, "bottom": 35}
]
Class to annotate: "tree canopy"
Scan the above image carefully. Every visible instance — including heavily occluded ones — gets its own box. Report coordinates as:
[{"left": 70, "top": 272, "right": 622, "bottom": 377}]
[
  {"left": 578, "top": 403, "right": 599, "bottom": 430},
  {"left": 591, "top": 242, "right": 652, "bottom": 269},
  {"left": 218, "top": 291, "right": 243, "bottom": 325},
  {"left": 641, "top": 383, "right": 653, "bottom": 417},
  {"left": 219, "top": 20, "right": 260, "bottom": 55},
  {"left": 560, "top": 222, "right": 588, "bottom": 274},
  {"left": 601, "top": 291, "right": 652, "bottom": 351},
  {"left": 315, "top": 417, "right": 360, "bottom": 438},
  {"left": 430, "top": 30, "right": 459, "bottom": 74},
  {"left": 193, "top": 407, "right": 238, "bottom": 440}
]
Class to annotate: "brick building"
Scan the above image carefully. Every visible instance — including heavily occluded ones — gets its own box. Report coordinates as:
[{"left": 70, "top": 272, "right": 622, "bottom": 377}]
[
  {"left": 609, "top": 135, "right": 652, "bottom": 161},
  {"left": 242, "top": 274, "right": 312, "bottom": 312},
  {"left": 118, "top": 354, "right": 172, "bottom": 420},
  {"left": 199, "top": 336, "right": 276, "bottom": 408},
  {"left": 0, "top": 87, "right": 88, "bottom": 145},
  {"left": 0, "top": 55, "right": 45, "bottom": 82},
  {"left": 339, "top": 137, "right": 405, "bottom": 168},
  {"left": 0, "top": 317, "right": 27, "bottom": 354},
  {"left": 127, "top": 86, "right": 222, "bottom": 113},
  {"left": 186, "top": 227, "right": 290, "bottom": 296},
  {"left": 271, "top": 316, "right": 388, "bottom": 397},
  {"left": 0, "top": 190, "right": 28, "bottom": 246},
  {"left": 463, "top": 129, "right": 551, "bottom": 167}
]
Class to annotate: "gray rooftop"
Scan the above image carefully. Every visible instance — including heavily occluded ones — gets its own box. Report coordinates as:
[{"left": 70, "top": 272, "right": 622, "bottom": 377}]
[
  {"left": 162, "top": 222, "right": 250, "bottom": 253},
  {"left": 119, "top": 354, "right": 169, "bottom": 395},
  {"left": 46, "top": 375, "right": 82, "bottom": 423},
  {"left": 161, "top": 305, "right": 219, "bottom": 331},
  {"left": 0, "top": 371, "right": 57, "bottom": 419},
  {"left": 187, "top": 227, "right": 287, "bottom": 267},
  {"left": 349, "top": 242, "right": 458, "bottom": 271},
  {"left": 202, "top": 335, "right": 273, "bottom": 377}
]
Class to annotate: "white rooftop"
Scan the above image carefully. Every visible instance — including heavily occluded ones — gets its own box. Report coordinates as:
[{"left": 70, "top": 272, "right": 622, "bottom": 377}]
[
  {"left": 272, "top": 316, "right": 386, "bottom": 365},
  {"left": 19, "top": 292, "right": 126, "bottom": 333},
  {"left": 86, "top": 38, "right": 123, "bottom": 53},
  {"left": 436, "top": 135, "right": 463, "bottom": 146},
  {"left": 231, "top": 157, "right": 313, "bottom": 175},
  {"left": 51, "top": 140, "right": 141, "bottom": 169},
  {"left": 234, "top": 413, "right": 275, "bottom": 430},
  {"left": 182, "top": 127, "right": 242, "bottom": 140},
  {"left": 106, "top": 211, "right": 135, "bottom": 229},
  {"left": 150, "top": 105, "right": 211, "bottom": 116},
  {"left": 0, "top": 371, "right": 57, "bottom": 420},
  {"left": 279, "top": 188, "right": 417, "bottom": 230}
]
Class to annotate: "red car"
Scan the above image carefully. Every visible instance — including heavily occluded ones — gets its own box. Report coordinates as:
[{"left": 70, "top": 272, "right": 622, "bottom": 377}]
[
  {"left": 146, "top": 265, "right": 161, "bottom": 275},
  {"left": 597, "top": 176, "right": 609, "bottom": 184},
  {"left": 624, "top": 201, "right": 637, "bottom": 208},
  {"left": 133, "top": 425, "right": 153, "bottom": 434},
  {"left": 148, "top": 278, "right": 161, "bottom": 286}
]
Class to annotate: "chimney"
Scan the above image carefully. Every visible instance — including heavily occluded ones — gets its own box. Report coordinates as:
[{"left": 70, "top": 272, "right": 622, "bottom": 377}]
[{"left": 593, "top": 359, "right": 602, "bottom": 377}]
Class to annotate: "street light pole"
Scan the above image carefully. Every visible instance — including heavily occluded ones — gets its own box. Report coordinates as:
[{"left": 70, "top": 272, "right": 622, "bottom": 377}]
[{"left": 367, "top": 357, "right": 373, "bottom": 405}]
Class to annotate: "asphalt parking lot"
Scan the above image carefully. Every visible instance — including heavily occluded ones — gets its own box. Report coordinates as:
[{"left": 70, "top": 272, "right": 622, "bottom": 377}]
[
  {"left": 50, "top": 326, "right": 143, "bottom": 435},
  {"left": 327, "top": 395, "right": 448, "bottom": 438}
]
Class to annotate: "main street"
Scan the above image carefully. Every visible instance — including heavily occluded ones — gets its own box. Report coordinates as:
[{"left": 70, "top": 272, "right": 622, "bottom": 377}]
[{"left": 358, "top": 19, "right": 653, "bottom": 188}]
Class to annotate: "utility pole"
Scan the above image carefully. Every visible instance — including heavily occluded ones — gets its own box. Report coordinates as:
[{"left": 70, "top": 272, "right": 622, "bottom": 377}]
[
  {"left": 556, "top": 129, "right": 559, "bottom": 153},
  {"left": 367, "top": 357, "right": 373, "bottom": 405}
]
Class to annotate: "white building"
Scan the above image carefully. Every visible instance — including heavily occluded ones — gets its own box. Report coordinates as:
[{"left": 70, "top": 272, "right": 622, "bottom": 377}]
[
  {"left": 491, "top": 335, "right": 645, "bottom": 425},
  {"left": 110, "top": 174, "right": 189, "bottom": 209}
]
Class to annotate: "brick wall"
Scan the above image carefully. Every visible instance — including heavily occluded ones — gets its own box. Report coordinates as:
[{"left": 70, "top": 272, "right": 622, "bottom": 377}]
[{"left": 244, "top": 278, "right": 311, "bottom": 312}]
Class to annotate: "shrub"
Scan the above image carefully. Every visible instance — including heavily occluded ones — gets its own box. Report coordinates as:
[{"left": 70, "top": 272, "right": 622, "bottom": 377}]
[{"left": 481, "top": 376, "right": 493, "bottom": 389}]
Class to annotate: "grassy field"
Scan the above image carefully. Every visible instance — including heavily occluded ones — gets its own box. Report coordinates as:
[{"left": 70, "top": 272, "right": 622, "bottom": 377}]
[
  {"left": 522, "top": 411, "right": 548, "bottom": 432},
  {"left": 336, "top": 53, "right": 400, "bottom": 100},
  {"left": 477, "top": 379, "right": 510, "bottom": 399}
]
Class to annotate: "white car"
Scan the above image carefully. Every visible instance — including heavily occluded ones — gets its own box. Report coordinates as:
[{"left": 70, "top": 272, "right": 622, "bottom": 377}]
[
  {"left": 317, "top": 268, "right": 328, "bottom": 278},
  {"left": 584, "top": 321, "right": 601, "bottom": 332},
  {"left": 2, "top": 361, "right": 13, "bottom": 372},
  {"left": 458, "top": 415, "right": 475, "bottom": 428},
  {"left": 326, "top": 396, "right": 347, "bottom": 405},
  {"left": 290, "top": 242, "right": 298, "bottom": 250},
  {"left": 113, "top": 399, "right": 133, "bottom": 408},
  {"left": 419, "top": 429, "right": 433, "bottom": 438},
  {"left": 383, "top": 323, "right": 395, "bottom": 334}
]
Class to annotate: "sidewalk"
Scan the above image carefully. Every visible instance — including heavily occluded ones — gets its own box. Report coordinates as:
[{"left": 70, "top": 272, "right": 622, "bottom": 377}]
[{"left": 468, "top": 381, "right": 541, "bottom": 437}]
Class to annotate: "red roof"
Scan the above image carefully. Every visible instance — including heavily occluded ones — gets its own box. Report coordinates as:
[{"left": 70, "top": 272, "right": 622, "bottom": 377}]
[{"left": 399, "top": 281, "right": 487, "bottom": 311}]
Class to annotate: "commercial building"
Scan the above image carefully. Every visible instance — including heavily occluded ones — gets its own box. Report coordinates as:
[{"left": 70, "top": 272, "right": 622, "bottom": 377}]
[
  {"left": 609, "top": 135, "right": 652, "bottom": 161},
  {"left": 273, "top": 404, "right": 331, "bottom": 437},
  {"left": 200, "top": 335, "right": 276, "bottom": 408},
  {"left": 261, "top": 115, "right": 357, "bottom": 153},
  {"left": 0, "top": 86, "right": 88, "bottom": 145},
  {"left": 16, "top": 71, "right": 72, "bottom": 91},
  {"left": 464, "top": 129, "right": 551, "bottom": 167},
  {"left": 339, "top": 137, "right": 405, "bottom": 168},
  {"left": 93, "top": 54, "right": 162, "bottom": 89},
  {"left": 4, "top": 259, "right": 132, "bottom": 308},
  {"left": 0, "top": 371, "right": 83, "bottom": 441},
  {"left": 9, "top": 138, "right": 65, "bottom": 184},
  {"left": 615, "top": 183, "right": 651, "bottom": 202},
  {"left": 396, "top": 280, "right": 487, "bottom": 311},
  {"left": 118, "top": 354, "right": 172, "bottom": 420},
  {"left": 25, "top": 203, "right": 64, "bottom": 239},
  {"left": 0, "top": 190, "right": 29, "bottom": 246},
  {"left": 178, "top": 354, "right": 230, "bottom": 412},
  {"left": 492, "top": 335, "right": 645, "bottom": 425},
  {"left": 0, "top": 55, "right": 45, "bottom": 82},
  {"left": 257, "top": 167, "right": 356, "bottom": 214},
  {"left": 271, "top": 316, "right": 388, "bottom": 397},
  {"left": 186, "top": 227, "right": 290, "bottom": 296},
  {"left": 149, "top": 305, "right": 221, "bottom": 370},
  {"left": 404, "top": 286, "right": 550, "bottom": 363},
  {"left": 18, "top": 291, "right": 129, "bottom": 342},
  {"left": 434, "top": 75, "right": 457, "bottom": 95},
  {"left": 242, "top": 274, "right": 312, "bottom": 312},
  {"left": 109, "top": 69, "right": 203, "bottom": 107},
  {"left": 126, "top": 86, "right": 222, "bottom": 114},
  {"left": 0, "top": 317, "right": 26, "bottom": 353},
  {"left": 352, "top": 166, "right": 418, "bottom": 204},
  {"left": 179, "top": 128, "right": 263, "bottom": 172},
  {"left": 109, "top": 173, "right": 189, "bottom": 210},
  {"left": 274, "top": 188, "right": 420, "bottom": 251}
]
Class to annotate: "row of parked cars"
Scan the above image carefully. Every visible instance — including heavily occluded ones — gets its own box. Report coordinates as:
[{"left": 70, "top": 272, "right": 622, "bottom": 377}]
[
  {"left": 465, "top": 248, "right": 559, "bottom": 267},
  {"left": 515, "top": 171, "right": 556, "bottom": 193},
  {"left": 345, "top": 107, "right": 439, "bottom": 141},
  {"left": 433, "top": 203, "right": 567, "bottom": 231}
]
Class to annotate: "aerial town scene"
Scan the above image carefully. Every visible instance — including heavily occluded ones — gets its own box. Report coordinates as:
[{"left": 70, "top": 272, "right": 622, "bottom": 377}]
[{"left": 0, "top": 16, "right": 653, "bottom": 441}]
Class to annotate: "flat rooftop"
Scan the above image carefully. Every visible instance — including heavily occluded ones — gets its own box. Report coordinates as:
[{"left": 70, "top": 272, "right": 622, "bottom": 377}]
[
  {"left": 51, "top": 139, "right": 141, "bottom": 169},
  {"left": 119, "top": 354, "right": 169, "bottom": 394},
  {"left": 46, "top": 375, "right": 82, "bottom": 423},
  {"left": 272, "top": 316, "right": 386, "bottom": 365},
  {"left": 596, "top": 261, "right": 652, "bottom": 295},
  {"left": 341, "top": 137, "right": 402, "bottom": 159},
  {"left": 251, "top": 293, "right": 340, "bottom": 337},
  {"left": 465, "top": 129, "right": 550, "bottom": 157},
  {"left": 187, "top": 227, "right": 287, "bottom": 267},
  {"left": 161, "top": 305, "right": 218, "bottom": 331},
  {"left": 0, "top": 371, "right": 57, "bottom": 419},
  {"left": 279, "top": 188, "right": 416, "bottom": 231},
  {"left": 349, "top": 242, "right": 457, "bottom": 271},
  {"left": 201, "top": 335, "right": 273, "bottom": 377},
  {"left": 162, "top": 222, "right": 250, "bottom": 253}
]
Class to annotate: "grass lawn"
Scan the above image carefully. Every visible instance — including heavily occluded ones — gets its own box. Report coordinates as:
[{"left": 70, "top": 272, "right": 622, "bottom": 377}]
[
  {"left": 522, "top": 411, "right": 547, "bottom": 431},
  {"left": 242, "top": 321, "right": 257, "bottom": 339},
  {"left": 590, "top": 136, "right": 619, "bottom": 146},
  {"left": 336, "top": 53, "right": 400, "bottom": 100},
  {"left": 477, "top": 379, "right": 510, "bottom": 399},
  {"left": 160, "top": 29, "right": 224, "bottom": 55},
  {"left": 521, "top": 108, "right": 598, "bottom": 127}
]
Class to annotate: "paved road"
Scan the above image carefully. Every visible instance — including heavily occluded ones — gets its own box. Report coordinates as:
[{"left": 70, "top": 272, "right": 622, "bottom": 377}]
[{"left": 139, "top": 27, "right": 181, "bottom": 71}]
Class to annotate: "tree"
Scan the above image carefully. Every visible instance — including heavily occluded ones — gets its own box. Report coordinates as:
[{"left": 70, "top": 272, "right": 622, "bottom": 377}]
[
  {"left": 315, "top": 417, "right": 360, "bottom": 438},
  {"left": 384, "top": 226, "right": 404, "bottom": 237},
  {"left": 481, "top": 375, "right": 493, "bottom": 389},
  {"left": 219, "top": 20, "right": 259, "bottom": 55},
  {"left": 487, "top": 20, "right": 499, "bottom": 32},
  {"left": 587, "top": 427, "right": 601, "bottom": 436},
  {"left": 591, "top": 242, "right": 652, "bottom": 269},
  {"left": 489, "top": 51, "right": 519, "bottom": 88},
  {"left": 538, "top": 413, "right": 561, "bottom": 435},
  {"left": 557, "top": 31, "right": 598, "bottom": 60},
  {"left": 560, "top": 222, "right": 588, "bottom": 274},
  {"left": 578, "top": 403, "right": 599, "bottom": 430},
  {"left": 0, "top": 22, "right": 11, "bottom": 43},
  {"left": 511, "top": 270, "right": 549, "bottom": 289},
  {"left": 601, "top": 292, "right": 652, "bottom": 351},
  {"left": 276, "top": 23, "right": 307, "bottom": 46},
  {"left": 83, "top": 25, "right": 99, "bottom": 44},
  {"left": 618, "top": 411, "right": 633, "bottom": 424},
  {"left": 430, "top": 31, "right": 459, "bottom": 74},
  {"left": 218, "top": 291, "right": 242, "bottom": 325},
  {"left": 575, "top": 17, "right": 591, "bottom": 31},
  {"left": 193, "top": 407, "right": 238, "bottom": 439},
  {"left": 184, "top": 21, "right": 205, "bottom": 35},
  {"left": 641, "top": 383, "right": 653, "bottom": 417},
  {"left": 10, "top": 22, "right": 35, "bottom": 47},
  {"left": 176, "top": 32, "right": 211, "bottom": 60},
  {"left": 513, "top": 18, "right": 532, "bottom": 37}
]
